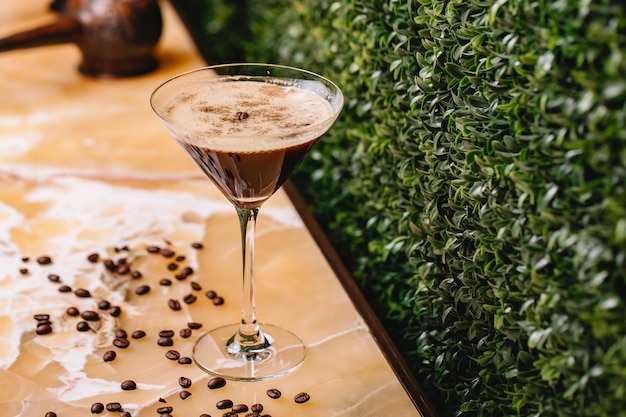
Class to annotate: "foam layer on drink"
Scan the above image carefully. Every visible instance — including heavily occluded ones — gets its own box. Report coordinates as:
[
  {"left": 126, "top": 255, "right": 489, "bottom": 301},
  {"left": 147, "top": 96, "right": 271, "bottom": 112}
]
[{"left": 159, "top": 81, "right": 335, "bottom": 151}]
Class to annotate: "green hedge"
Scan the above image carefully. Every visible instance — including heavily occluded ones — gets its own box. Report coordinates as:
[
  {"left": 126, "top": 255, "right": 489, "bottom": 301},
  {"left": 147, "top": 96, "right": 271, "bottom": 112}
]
[{"left": 184, "top": 0, "right": 626, "bottom": 415}]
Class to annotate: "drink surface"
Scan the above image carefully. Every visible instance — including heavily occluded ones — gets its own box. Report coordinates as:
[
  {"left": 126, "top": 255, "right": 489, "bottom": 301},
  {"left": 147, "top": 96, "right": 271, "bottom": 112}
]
[
  {"left": 160, "top": 80, "right": 335, "bottom": 152},
  {"left": 159, "top": 80, "right": 336, "bottom": 208}
]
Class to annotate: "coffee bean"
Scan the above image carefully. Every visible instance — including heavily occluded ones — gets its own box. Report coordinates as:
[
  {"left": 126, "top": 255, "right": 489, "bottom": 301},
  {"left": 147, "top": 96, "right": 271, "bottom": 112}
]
[
  {"left": 232, "top": 404, "right": 249, "bottom": 413},
  {"left": 181, "top": 266, "right": 194, "bottom": 276},
  {"left": 110, "top": 306, "right": 122, "bottom": 317},
  {"left": 36, "top": 323, "right": 52, "bottom": 335},
  {"left": 234, "top": 111, "right": 249, "bottom": 120},
  {"left": 87, "top": 253, "right": 100, "bottom": 263},
  {"left": 131, "top": 330, "right": 146, "bottom": 339},
  {"left": 190, "top": 281, "right": 202, "bottom": 291},
  {"left": 37, "top": 255, "right": 52, "bottom": 265},
  {"left": 165, "top": 350, "right": 180, "bottom": 360},
  {"left": 199, "top": 414, "right": 211, "bottom": 417},
  {"left": 103, "top": 259, "right": 116, "bottom": 271},
  {"left": 191, "top": 242, "right": 203, "bottom": 249},
  {"left": 178, "top": 376, "right": 192, "bottom": 388},
  {"left": 187, "top": 322, "right": 202, "bottom": 330},
  {"left": 106, "top": 402, "right": 122, "bottom": 412},
  {"left": 160, "top": 278, "right": 172, "bottom": 286},
  {"left": 115, "top": 329, "right": 128, "bottom": 339},
  {"left": 160, "top": 248, "right": 175, "bottom": 258},
  {"left": 159, "top": 330, "right": 175, "bottom": 337},
  {"left": 135, "top": 285, "right": 150, "bottom": 295},
  {"left": 213, "top": 296, "right": 224, "bottom": 306},
  {"left": 77, "top": 321, "right": 90, "bottom": 332},
  {"left": 121, "top": 379, "right": 137, "bottom": 390},
  {"left": 113, "top": 338, "right": 130, "bottom": 348},
  {"left": 156, "top": 406, "right": 173, "bottom": 414},
  {"left": 294, "top": 392, "right": 310, "bottom": 403},
  {"left": 116, "top": 264, "right": 130, "bottom": 275},
  {"left": 179, "top": 328, "right": 192, "bottom": 338},
  {"left": 98, "top": 300, "right": 111, "bottom": 310},
  {"left": 183, "top": 294, "right": 197, "bottom": 304},
  {"left": 251, "top": 403, "right": 264, "bottom": 412},
  {"left": 91, "top": 402, "right": 105, "bottom": 413},
  {"left": 33, "top": 314, "right": 50, "bottom": 321},
  {"left": 66, "top": 306, "right": 80, "bottom": 316},
  {"left": 47, "top": 274, "right": 61, "bottom": 282},
  {"left": 222, "top": 412, "right": 237, "bottom": 417},
  {"left": 59, "top": 285, "right": 72, "bottom": 293},
  {"left": 167, "top": 262, "right": 178, "bottom": 271},
  {"left": 207, "top": 377, "right": 226, "bottom": 389},
  {"left": 158, "top": 337, "right": 173, "bottom": 347},
  {"left": 103, "top": 350, "right": 116, "bottom": 362},
  {"left": 131, "top": 270, "right": 142, "bottom": 279},
  {"left": 44, "top": 412, "right": 56, "bottom": 417},
  {"left": 19, "top": 268, "right": 28, "bottom": 275},
  {"left": 81, "top": 310, "right": 100, "bottom": 321},
  {"left": 168, "top": 299, "right": 181, "bottom": 311},
  {"left": 216, "top": 399, "right": 233, "bottom": 409},
  {"left": 178, "top": 357, "right": 192, "bottom": 365},
  {"left": 205, "top": 290, "right": 217, "bottom": 299},
  {"left": 266, "top": 388, "right": 281, "bottom": 399},
  {"left": 75, "top": 288, "right": 91, "bottom": 298},
  {"left": 120, "top": 412, "right": 131, "bottom": 417},
  {"left": 179, "top": 390, "right": 192, "bottom": 400}
]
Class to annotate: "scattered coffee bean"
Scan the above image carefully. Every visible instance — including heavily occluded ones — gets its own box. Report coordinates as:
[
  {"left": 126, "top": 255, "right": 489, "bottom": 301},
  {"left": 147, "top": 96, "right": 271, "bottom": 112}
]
[
  {"left": 165, "top": 350, "right": 180, "bottom": 360},
  {"left": 116, "top": 264, "right": 130, "bottom": 275},
  {"left": 37, "top": 255, "right": 52, "bottom": 265},
  {"left": 47, "top": 274, "right": 61, "bottom": 282},
  {"left": 181, "top": 266, "right": 194, "bottom": 276},
  {"left": 115, "top": 329, "right": 128, "bottom": 339},
  {"left": 159, "top": 330, "right": 175, "bottom": 338},
  {"left": 199, "top": 414, "right": 210, "bottom": 417},
  {"left": 168, "top": 299, "right": 181, "bottom": 311},
  {"left": 207, "top": 377, "right": 226, "bottom": 389},
  {"left": 87, "top": 253, "right": 100, "bottom": 263},
  {"left": 77, "top": 321, "right": 90, "bottom": 332},
  {"left": 98, "top": 300, "right": 111, "bottom": 310},
  {"left": 167, "top": 262, "right": 178, "bottom": 271},
  {"left": 110, "top": 306, "right": 122, "bottom": 317},
  {"left": 213, "top": 296, "right": 225, "bottom": 306},
  {"left": 66, "top": 306, "right": 80, "bottom": 316},
  {"left": 81, "top": 310, "right": 100, "bottom": 321},
  {"left": 103, "top": 259, "right": 116, "bottom": 272},
  {"left": 158, "top": 398, "right": 166, "bottom": 403},
  {"left": 191, "top": 242, "right": 203, "bottom": 249},
  {"left": 121, "top": 379, "right": 137, "bottom": 390},
  {"left": 190, "top": 281, "right": 202, "bottom": 291},
  {"left": 216, "top": 399, "right": 233, "bottom": 409},
  {"left": 156, "top": 406, "right": 173, "bottom": 414},
  {"left": 106, "top": 402, "right": 122, "bottom": 412},
  {"left": 179, "top": 328, "right": 192, "bottom": 338},
  {"left": 91, "top": 402, "right": 105, "bottom": 413},
  {"left": 135, "top": 285, "right": 150, "bottom": 295},
  {"left": 103, "top": 350, "right": 116, "bottom": 362},
  {"left": 131, "top": 270, "right": 142, "bottom": 279},
  {"left": 36, "top": 323, "right": 52, "bottom": 335},
  {"left": 222, "top": 412, "right": 237, "bottom": 417},
  {"left": 75, "top": 288, "right": 91, "bottom": 298},
  {"left": 178, "top": 357, "right": 192, "bottom": 365},
  {"left": 205, "top": 290, "right": 217, "bottom": 299},
  {"left": 232, "top": 404, "right": 249, "bottom": 413},
  {"left": 178, "top": 376, "right": 192, "bottom": 388},
  {"left": 251, "top": 403, "right": 264, "bottom": 413},
  {"left": 266, "top": 388, "right": 281, "bottom": 399},
  {"left": 175, "top": 255, "right": 186, "bottom": 262},
  {"left": 59, "top": 285, "right": 72, "bottom": 293},
  {"left": 34, "top": 314, "right": 50, "bottom": 321},
  {"left": 160, "top": 248, "right": 175, "bottom": 258},
  {"left": 146, "top": 245, "right": 160, "bottom": 253},
  {"left": 294, "top": 392, "right": 311, "bottom": 403},
  {"left": 120, "top": 412, "right": 131, "bottom": 417},
  {"left": 21, "top": 256, "right": 29, "bottom": 262},
  {"left": 179, "top": 390, "right": 192, "bottom": 400},
  {"left": 131, "top": 330, "right": 146, "bottom": 339},
  {"left": 45, "top": 412, "right": 56, "bottom": 417},
  {"left": 183, "top": 294, "right": 197, "bottom": 304},
  {"left": 19, "top": 268, "right": 28, "bottom": 275},
  {"left": 234, "top": 111, "right": 249, "bottom": 120},
  {"left": 160, "top": 278, "right": 172, "bottom": 286},
  {"left": 113, "top": 338, "right": 130, "bottom": 348},
  {"left": 158, "top": 337, "right": 173, "bottom": 347},
  {"left": 187, "top": 322, "right": 202, "bottom": 330}
]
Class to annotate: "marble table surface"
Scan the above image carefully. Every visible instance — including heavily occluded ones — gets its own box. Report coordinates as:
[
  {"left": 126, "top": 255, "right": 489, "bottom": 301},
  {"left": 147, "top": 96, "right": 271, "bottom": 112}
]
[{"left": 0, "top": 1, "right": 430, "bottom": 416}]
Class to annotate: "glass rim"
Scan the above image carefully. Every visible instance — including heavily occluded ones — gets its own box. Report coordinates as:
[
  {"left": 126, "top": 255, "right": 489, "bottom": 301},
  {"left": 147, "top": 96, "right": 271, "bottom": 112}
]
[{"left": 150, "top": 63, "right": 344, "bottom": 140}]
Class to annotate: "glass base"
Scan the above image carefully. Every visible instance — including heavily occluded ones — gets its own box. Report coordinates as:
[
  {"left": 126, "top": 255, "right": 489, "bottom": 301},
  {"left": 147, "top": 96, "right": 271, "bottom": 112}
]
[{"left": 192, "top": 323, "right": 306, "bottom": 381}]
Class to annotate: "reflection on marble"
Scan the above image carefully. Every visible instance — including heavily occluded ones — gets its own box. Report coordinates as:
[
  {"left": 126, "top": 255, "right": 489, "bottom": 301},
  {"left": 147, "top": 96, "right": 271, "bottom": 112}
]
[{"left": 0, "top": 1, "right": 421, "bottom": 416}]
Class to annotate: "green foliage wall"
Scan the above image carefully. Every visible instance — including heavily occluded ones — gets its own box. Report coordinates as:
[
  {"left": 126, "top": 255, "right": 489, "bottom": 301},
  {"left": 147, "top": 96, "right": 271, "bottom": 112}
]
[{"left": 187, "top": 0, "right": 626, "bottom": 415}]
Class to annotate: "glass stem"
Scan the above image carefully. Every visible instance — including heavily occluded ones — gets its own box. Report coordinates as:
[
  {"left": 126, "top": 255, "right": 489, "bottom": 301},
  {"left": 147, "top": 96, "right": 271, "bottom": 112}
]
[{"left": 235, "top": 207, "right": 265, "bottom": 348}]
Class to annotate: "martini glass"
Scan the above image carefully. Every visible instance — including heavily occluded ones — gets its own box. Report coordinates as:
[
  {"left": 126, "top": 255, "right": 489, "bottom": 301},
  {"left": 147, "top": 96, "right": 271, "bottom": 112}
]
[{"left": 150, "top": 63, "right": 343, "bottom": 380}]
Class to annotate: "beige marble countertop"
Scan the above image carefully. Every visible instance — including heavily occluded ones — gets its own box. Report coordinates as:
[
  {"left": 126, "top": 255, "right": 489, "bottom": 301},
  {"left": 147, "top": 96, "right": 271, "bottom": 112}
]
[{"left": 0, "top": 1, "right": 426, "bottom": 416}]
